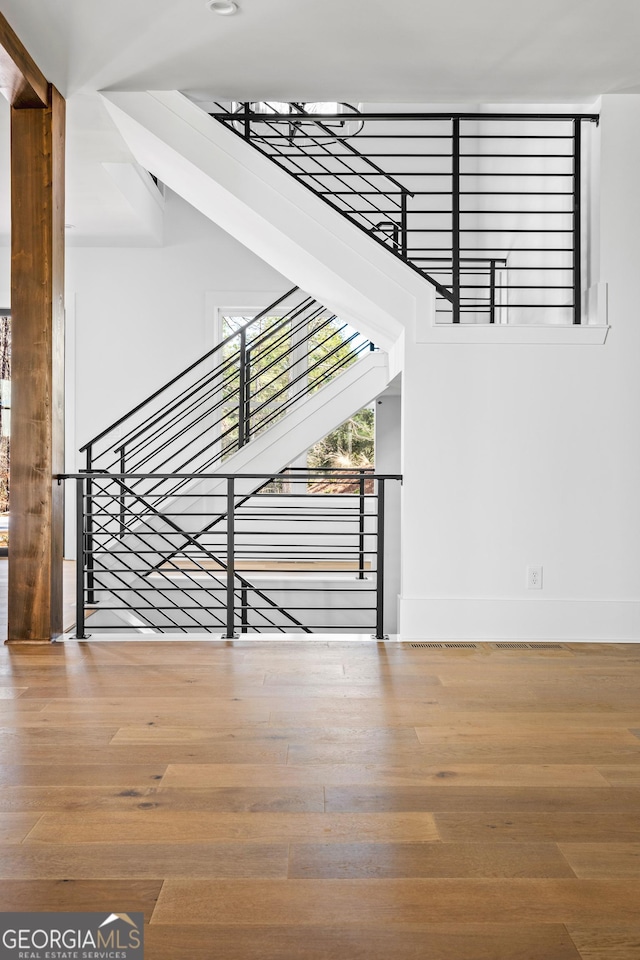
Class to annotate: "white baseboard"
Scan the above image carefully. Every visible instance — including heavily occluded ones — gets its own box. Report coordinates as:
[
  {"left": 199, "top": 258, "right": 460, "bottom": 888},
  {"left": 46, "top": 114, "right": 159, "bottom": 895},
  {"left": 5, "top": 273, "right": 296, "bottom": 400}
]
[{"left": 398, "top": 597, "right": 640, "bottom": 642}]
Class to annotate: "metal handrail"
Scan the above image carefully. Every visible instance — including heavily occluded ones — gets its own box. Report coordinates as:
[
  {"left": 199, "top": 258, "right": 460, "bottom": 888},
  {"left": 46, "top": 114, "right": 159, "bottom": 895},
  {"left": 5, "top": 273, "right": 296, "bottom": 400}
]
[
  {"left": 210, "top": 105, "right": 599, "bottom": 325},
  {"left": 63, "top": 470, "right": 401, "bottom": 639}
]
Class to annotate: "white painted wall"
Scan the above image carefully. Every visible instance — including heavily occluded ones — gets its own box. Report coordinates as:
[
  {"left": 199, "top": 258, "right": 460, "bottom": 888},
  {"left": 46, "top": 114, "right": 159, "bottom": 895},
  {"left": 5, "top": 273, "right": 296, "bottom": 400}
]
[
  {"left": 66, "top": 190, "right": 286, "bottom": 457},
  {"left": 398, "top": 94, "right": 640, "bottom": 640}
]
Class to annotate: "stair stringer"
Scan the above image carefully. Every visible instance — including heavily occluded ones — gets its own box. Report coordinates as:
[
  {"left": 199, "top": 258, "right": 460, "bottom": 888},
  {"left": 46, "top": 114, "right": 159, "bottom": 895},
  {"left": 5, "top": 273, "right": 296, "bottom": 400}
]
[
  {"left": 85, "top": 351, "right": 391, "bottom": 633},
  {"left": 101, "top": 90, "right": 433, "bottom": 358}
]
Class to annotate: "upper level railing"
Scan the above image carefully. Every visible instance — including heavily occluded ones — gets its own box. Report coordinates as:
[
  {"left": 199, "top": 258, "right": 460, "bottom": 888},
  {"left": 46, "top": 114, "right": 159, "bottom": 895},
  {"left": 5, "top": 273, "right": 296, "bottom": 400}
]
[
  {"left": 80, "top": 286, "right": 372, "bottom": 476},
  {"left": 210, "top": 103, "right": 599, "bottom": 325}
]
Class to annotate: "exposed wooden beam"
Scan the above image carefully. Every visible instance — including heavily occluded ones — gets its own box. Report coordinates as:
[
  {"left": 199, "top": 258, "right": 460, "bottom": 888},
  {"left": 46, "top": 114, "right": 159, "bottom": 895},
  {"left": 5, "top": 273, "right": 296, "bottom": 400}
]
[
  {"left": 8, "top": 84, "right": 65, "bottom": 641},
  {"left": 0, "top": 12, "right": 48, "bottom": 108}
]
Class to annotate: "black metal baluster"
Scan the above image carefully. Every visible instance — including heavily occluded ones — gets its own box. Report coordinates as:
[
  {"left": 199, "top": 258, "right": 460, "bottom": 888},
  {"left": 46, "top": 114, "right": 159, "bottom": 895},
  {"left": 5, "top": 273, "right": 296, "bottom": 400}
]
[
  {"left": 224, "top": 477, "right": 238, "bottom": 638},
  {"left": 489, "top": 259, "right": 497, "bottom": 324},
  {"left": 119, "top": 447, "right": 126, "bottom": 537},
  {"left": 241, "top": 585, "right": 248, "bottom": 633},
  {"left": 244, "top": 344, "right": 252, "bottom": 444},
  {"left": 452, "top": 118, "right": 461, "bottom": 324},
  {"left": 358, "top": 470, "right": 366, "bottom": 580},
  {"left": 85, "top": 446, "right": 95, "bottom": 605},
  {"left": 573, "top": 119, "right": 582, "bottom": 325},
  {"left": 238, "top": 327, "right": 247, "bottom": 448},
  {"left": 243, "top": 101, "right": 251, "bottom": 141},
  {"left": 400, "top": 190, "right": 408, "bottom": 260},
  {"left": 374, "top": 478, "right": 386, "bottom": 640},
  {"left": 75, "top": 476, "right": 86, "bottom": 639}
]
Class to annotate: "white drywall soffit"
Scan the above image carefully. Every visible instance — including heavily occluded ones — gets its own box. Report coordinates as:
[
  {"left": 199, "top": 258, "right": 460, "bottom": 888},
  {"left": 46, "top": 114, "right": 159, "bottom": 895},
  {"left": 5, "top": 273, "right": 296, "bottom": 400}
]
[
  {"left": 101, "top": 163, "right": 165, "bottom": 245},
  {"left": 101, "top": 90, "right": 426, "bottom": 351},
  {"left": 64, "top": 94, "right": 170, "bottom": 246}
]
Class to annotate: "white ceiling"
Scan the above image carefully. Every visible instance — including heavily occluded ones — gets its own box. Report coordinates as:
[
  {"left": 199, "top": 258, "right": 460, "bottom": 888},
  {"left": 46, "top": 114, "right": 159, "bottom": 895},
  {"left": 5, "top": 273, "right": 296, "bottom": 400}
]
[
  {"left": 3, "top": 0, "right": 640, "bottom": 102},
  {"left": 1, "top": 0, "right": 639, "bottom": 243}
]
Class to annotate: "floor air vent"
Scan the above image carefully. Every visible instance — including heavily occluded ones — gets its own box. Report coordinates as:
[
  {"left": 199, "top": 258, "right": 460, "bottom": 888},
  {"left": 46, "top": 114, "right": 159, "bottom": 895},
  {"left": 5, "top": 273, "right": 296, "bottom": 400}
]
[
  {"left": 409, "top": 643, "right": 477, "bottom": 649},
  {"left": 495, "top": 642, "right": 566, "bottom": 650}
]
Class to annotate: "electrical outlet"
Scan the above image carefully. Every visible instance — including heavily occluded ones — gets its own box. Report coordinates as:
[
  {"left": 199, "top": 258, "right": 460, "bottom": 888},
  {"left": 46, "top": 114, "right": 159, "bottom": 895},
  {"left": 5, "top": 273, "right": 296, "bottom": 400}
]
[{"left": 527, "top": 565, "right": 543, "bottom": 590}]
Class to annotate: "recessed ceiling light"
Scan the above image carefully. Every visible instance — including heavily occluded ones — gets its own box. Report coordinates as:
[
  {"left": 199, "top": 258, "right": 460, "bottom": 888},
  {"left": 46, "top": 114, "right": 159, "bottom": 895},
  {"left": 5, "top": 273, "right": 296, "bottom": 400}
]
[{"left": 207, "top": 0, "right": 238, "bottom": 14}]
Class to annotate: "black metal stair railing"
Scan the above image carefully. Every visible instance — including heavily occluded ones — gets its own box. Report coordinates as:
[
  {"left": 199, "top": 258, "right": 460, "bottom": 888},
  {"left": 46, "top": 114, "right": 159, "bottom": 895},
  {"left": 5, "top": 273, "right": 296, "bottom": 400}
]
[
  {"left": 77, "top": 288, "right": 375, "bottom": 635},
  {"left": 210, "top": 103, "right": 599, "bottom": 325},
  {"left": 80, "top": 286, "right": 372, "bottom": 478},
  {"left": 64, "top": 469, "right": 400, "bottom": 638}
]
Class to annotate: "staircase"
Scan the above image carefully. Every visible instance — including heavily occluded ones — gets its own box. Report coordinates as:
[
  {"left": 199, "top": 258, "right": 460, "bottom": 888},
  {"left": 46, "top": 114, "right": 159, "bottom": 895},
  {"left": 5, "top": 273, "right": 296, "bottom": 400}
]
[
  {"left": 83, "top": 287, "right": 377, "bottom": 474},
  {"left": 102, "top": 91, "right": 595, "bottom": 332},
  {"left": 101, "top": 90, "right": 428, "bottom": 347},
  {"left": 208, "top": 102, "right": 596, "bottom": 326},
  {"left": 87, "top": 94, "right": 597, "bottom": 636},
  {"left": 79, "top": 287, "right": 393, "bottom": 636}
]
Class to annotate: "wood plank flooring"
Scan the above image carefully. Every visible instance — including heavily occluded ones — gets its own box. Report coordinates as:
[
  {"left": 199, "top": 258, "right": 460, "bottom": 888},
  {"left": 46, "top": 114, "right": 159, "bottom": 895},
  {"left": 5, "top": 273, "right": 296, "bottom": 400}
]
[{"left": 0, "top": 637, "right": 639, "bottom": 959}]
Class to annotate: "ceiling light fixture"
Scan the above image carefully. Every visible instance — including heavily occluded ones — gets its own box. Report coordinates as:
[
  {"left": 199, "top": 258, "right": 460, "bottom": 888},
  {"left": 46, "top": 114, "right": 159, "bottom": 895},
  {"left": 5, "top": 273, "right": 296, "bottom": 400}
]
[{"left": 207, "top": 0, "right": 238, "bottom": 14}]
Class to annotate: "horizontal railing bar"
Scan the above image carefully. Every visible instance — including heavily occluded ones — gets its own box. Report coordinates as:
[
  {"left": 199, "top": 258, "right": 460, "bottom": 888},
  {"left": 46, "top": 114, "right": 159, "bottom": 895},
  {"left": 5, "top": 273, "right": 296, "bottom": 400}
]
[
  {"left": 236, "top": 607, "right": 377, "bottom": 612},
  {"left": 284, "top": 171, "right": 575, "bottom": 177},
  {"left": 272, "top": 152, "right": 575, "bottom": 159},
  {"left": 86, "top": 586, "right": 378, "bottom": 594},
  {"left": 421, "top": 264, "right": 571, "bottom": 270},
  {"left": 85, "top": 491, "right": 379, "bottom": 499},
  {"left": 405, "top": 256, "right": 506, "bottom": 262},
  {"left": 192, "top": 588, "right": 379, "bottom": 593},
  {"left": 231, "top": 543, "right": 378, "bottom": 549},
  {"left": 87, "top": 511, "right": 371, "bottom": 520},
  {"left": 214, "top": 111, "right": 598, "bottom": 122},
  {"left": 249, "top": 134, "right": 577, "bottom": 141},
  {"left": 462, "top": 302, "right": 572, "bottom": 307},
  {"left": 86, "top": 608, "right": 378, "bottom": 616},
  {"left": 460, "top": 190, "right": 573, "bottom": 197},
  {"left": 460, "top": 228, "right": 573, "bottom": 233},
  {"left": 61, "top": 472, "right": 401, "bottom": 481},
  {"left": 323, "top": 197, "right": 574, "bottom": 210},
  {"left": 90, "top": 542, "right": 379, "bottom": 553},
  {"left": 456, "top": 210, "right": 573, "bottom": 214},
  {"left": 317, "top": 190, "right": 575, "bottom": 196},
  {"left": 402, "top": 228, "right": 573, "bottom": 233},
  {"left": 460, "top": 153, "right": 574, "bottom": 158},
  {"left": 414, "top": 247, "right": 572, "bottom": 252}
]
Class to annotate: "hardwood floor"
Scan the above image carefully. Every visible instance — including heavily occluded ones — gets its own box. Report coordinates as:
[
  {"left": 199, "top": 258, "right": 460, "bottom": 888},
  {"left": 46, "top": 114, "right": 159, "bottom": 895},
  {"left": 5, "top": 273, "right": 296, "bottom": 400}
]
[{"left": 0, "top": 637, "right": 639, "bottom": 958}]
